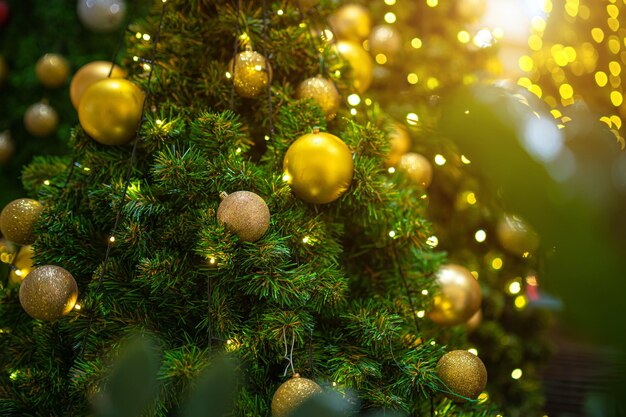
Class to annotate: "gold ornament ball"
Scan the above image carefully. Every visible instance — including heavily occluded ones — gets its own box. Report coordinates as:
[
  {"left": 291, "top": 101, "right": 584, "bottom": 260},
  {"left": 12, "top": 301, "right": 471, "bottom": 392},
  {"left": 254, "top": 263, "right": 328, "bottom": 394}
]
[
  {"left": 428, "top": 264, "right": 482, "bottom": 326},
  {"left": 398, "top": 152, "right": 432, "bottom": 188},
  {"left": 335, "top": 41, "right": 373, "bottom": 94},
  {"left": 36, "top": 53, "right": 70, "bottom": 88},
  {"left": 456, "top": 0, "right": 487, "bottom": 22},
  {"left": 24, "top": 102, "right": 59, "bottom": 137},
  {"left": 496, "top": 214, "right": 539, "bottom": 256},
  {"left": 385, "top": 122, "right": 411, "bottom": 167},
  {"left": 229, "top": 50, "right": 272, "bottom": 98},
  {"left": 0, "top": 130, "right": 15, "bottom": 164},
  {"left": 70, "top": 61, "right": 126, "bottom": 109},
  {"left": 0, "top": 198, "right": 43, "bottom": 246},
  {"left": 436, "top": 350, "right": 487, "bottom": 402},
  {"left": 296, "top": 76, "right": 340, "bottom": 120},
  {"left": 465, "top": 309, "right": 482, "bottom": 333},
  {"left": 0, "top": 55, "right": 7, "bottom": 86},
  {"left": 271, "top": 374, "right": 323, "bottom": 417},
  {"left": 78, "top": 78, "right": 145, "bottom": 146},
  {"left": 369, "top": 25, "right": 402, "bottom": 59},
  {"left": 329, "top": 4, "right": 371, "bottom": 42},
  {"left": 217, "top": 191, "right": 270, "bottom": 242},
  {"left": 19, "top": 265, "right": 78, "bottom": 321},
  {"left": 8, "top": 245, "right": 34, "bottom": 286},
  {"left": 283, "top": 130, "right": 354, "bottom": 204}
]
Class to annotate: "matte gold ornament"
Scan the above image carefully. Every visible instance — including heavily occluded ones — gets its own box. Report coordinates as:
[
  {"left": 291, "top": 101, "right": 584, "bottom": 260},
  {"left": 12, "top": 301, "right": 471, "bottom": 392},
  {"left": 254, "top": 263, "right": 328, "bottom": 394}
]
[
  {"left": 369, "top": 25, "right": 402, "bottom": 59},
  {"left": 217, "top": 191, "right": 270, "bottom": 242},
  {"left": 335, "top": 41, "right": 373, "bottom": 94},
  {"left": 496, "top": 214, "right": 539, "bottom": 256},
  {"left": 0, "top": 130, "right": 14, "bottom": 163},
  {"left": 271, "top": 374, "right": 323, "bottom": 417},
  {"left": 0, "top": 199, "right": 43, "bottom": 246},
  {"left": 19, "top": 265, "right": 78, "bottom": 321},
  {"left": 36, "top": 53, "right": 70, "bottom": 88},
  {"left": 296, "top": 76, "right": 340, "bottom": 120},
  {"left": 428, "top": 264, "right": 481, "bottom": 326},
  {"left": 8, "top": 245, "right": 34, "bottom": 286},
  {"left": 78, "top": 78, "right": 145, "bottom": 145},
  {"left": 398, "top": 152, "right": 432, "bottom": 188},
  {"left": 329, "top": 4, "right": 371, "bottom": 42},
  {"left": 283, "top": 130, "right": 354, "bottom": 204},
  {"left": 385, "top": 122, "right": 410, "bottom": 167},
  {"left": 24, "top": 102, "right": 58, "bottom": 137},
  {"left": 229, "top": 50, "right": 272, "bottom": 98},
  {"left": 436, "top": 350, "right": 487, "bottom": 402},
  {"left": 456, "top": 0, "right": 487, "bottom": 23},
  {"left": 70, "top": 61, "right": 126, "bottom": 109}
]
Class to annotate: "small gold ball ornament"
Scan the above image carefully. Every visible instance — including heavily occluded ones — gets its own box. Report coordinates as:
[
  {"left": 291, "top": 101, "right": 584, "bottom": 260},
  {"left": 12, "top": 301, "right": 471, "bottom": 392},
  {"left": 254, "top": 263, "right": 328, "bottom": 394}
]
[
  {"left": 436, "top": 350, "right": 487, "bottom": 402},
  {"left": 19, "top": 265, "right": 78, "bottom": 321},
  {"left": 8, "top": 245, "right": 34, "bottom": 286},
  {"left": 229, "top": 50, "right": 272, "bottom": 98},
  {"left": 78, "top": 78, "right": 145, "bottom": 146},
  {"left": 217, "top": 191, "right": 270, "bottom": 242},
  {"left": 369, "top": 25, "right": 402, "bottom": 60},
  {"left": 70, "top": 61, "right": 126, "bottom": 109},
  {"left": 329, "top": 4, "right": 372, "bottom": 42},
  {"left": 24, "top": 102, "right": 59, "bottom": 137},
  {"left": 0, "top": 130, "right": 15, "bottom": 164},
  {"left": 35, "top": 53, "right": 70, "bottom": 88},
  {"left": 398, "top": 152, "right": 432, "bottom": 188},
  {"left": 0, "top": 198, "right": 43, "bottom": 245},
  {"left": 428, "top": 264, "right": 482, "bottom": 326},
  {"left": 283, "top": 130, "right": 354, "bottom": 204},
  {"left": 271, "top": 373, "right": 323, "bottom": 417},
  {"left": 385, "top": 122, "right": 411, "bottom": 167},
  {"left": 496, "top": 214, "right": 539, "bottom": 256},
  {"left": 335, "top": 41, "right": 373, "bottom": 94},
  {"left": 296, "top": 76, "right": 340, "bottom": 120}
]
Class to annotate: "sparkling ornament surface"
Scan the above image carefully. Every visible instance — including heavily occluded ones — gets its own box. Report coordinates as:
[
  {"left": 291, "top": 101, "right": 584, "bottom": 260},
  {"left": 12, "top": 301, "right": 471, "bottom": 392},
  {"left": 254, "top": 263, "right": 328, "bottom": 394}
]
[
  {"left": 19, "top": 265, "right": 78, "bottom": 321},
  {"left": 271, "top": 374, "right": 323, "bottom": 417},
  {"left": 398, "top": 152, "right": 432, "bottom": 188},
  {"left": 335, "top": 41, "right": 373, "bottom": 94},
  {"left": 78, "top": 78, "right": 144, "bottom": 146},
  {"left": 329, "top": 4, "right": 371, "bottom": 42},
  {"left": 8, "top": 245, "right": 34, "bottom": 286},
  {"left": 369, "top": 25, "right": 402, "bottom": 59},
  {"left": 0, "top": 130, "right": 14, "bottom": 163},
  {"left": 217, "top": 191, "right": 270, "bottom": 242},
  {"left": 24, "top": 103, "right": 58, "bottom": 137},
  {"left": 70, "top": 61, "right": 126, "bottom": 109},
  {"left": 229, "top": 50, "right": 272, "bottom": 98},
  {"left": 283, "top": 131, "right": 354, "bottom": 204},
  {"left": 0, "top": 199, "right": 43, "bottom": 245},
  {"left": 496, "top": 214, "right": 539, "bottom": 256},
  {"left": 296, "top": 76, "right": 340, "bottom": 120},
  {"left": 77, "top": 0, "right": 126, "bottom": 33},
  {"left": 436, "top": 350, "right": 487, "bottom": 402},
  {"left": 385, "top": 122, "right": 410, "bottom": 167},
  {"left": 36, "top": 53, "right": 70, "bottom": 88},
  {"left": 429, "top": 264, "right": 482, "bottom": 326}
]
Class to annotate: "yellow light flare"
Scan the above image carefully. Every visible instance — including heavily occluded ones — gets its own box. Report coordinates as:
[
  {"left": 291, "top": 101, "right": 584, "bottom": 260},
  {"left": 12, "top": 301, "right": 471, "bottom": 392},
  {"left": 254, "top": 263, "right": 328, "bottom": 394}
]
[
  {"left": 608, "top": 18, "right": 619, "bottom": 32},
  {"left": 518, "top": 77, "right": 532, "bottom": 89},
  {"left": 347, "top": 94, "right": 361, "bottom": 106},
  {"left": 491, "top": 257, "right": 503, "bottom": 270},
  {"left": 375, "top": 53, "right": 388, "bottom": 65},
  {"left": 596, "top": 71, "right": 608, "bottom": 87},
  {"left": 515, "top": 295, "right": 527, "bottom": 309},
  {"left": 461, "top": 155, "right": 471, "bottom": 164},
  {"left": 529, "top": 84, "right": 543, "bottom": 98},
  {"left": 406, "top": 112, "right": 419, "bottom": 125},
  {"left": 411, "top": 37, "right": 423, "bottom": 49},
  {"left": 458, "top": 30, "right": 471, "bottom": 44},
  {"left": 384, "top": 0, "right": 396, "bottom": 4},
  {"left": 531, "top": 16, "right": 547, "bottom": 32},
  {"left": 607, "top": 4, "right": 619, "bottom": 18},
  {"left": 426, "top": 0, "right": 438, "bottom": 7},
  {"left": 511, "top": 369, "right": 523, "bottom": 379},
  {"left": 560, "top": 84, "right": 574, "bottom": 99},
  {"left": 434, "top": 154, "right": 446, "bottom": 165},
  {"left": 565, "top": 1, "right": 579, "bottom": 17},
  {"left": 407, "top": 73, "right": 419, "bottom": 84},
  {"left": 543, "top": 0, "right": 553, "bottom": 13},
  {"left": 508, "top": 281, "right": 522, "bottom": 295},
  {"left": 426, "top": 236, "right": 439, "bottom": 247},
  {"left": 591, "top": 28, "right": 605, "bottom": 43},
  {"left": 608, "top": 37, "right": 621, "bottom": 54},
  {"left": 611, "top": 91, "right": 623, "bottom": 107},
  {"left": 609, "top": 61, "right": 621, "bottom": 76},
  {"left": 579, "top": 4, "right": 590, "bottom": 19},
  {"left": 610, "top": 115, "right": 622, "bottom": 129},
  {"left": 426, "top": 77, "right": 440, "bottom": 90},
  {"left": 519, "top": 55, "right": 534, "bottom": 72},
  {"left": 384, "top": 12, "right": 396, "bottom": 24},
  {"left": 466, "top": 192, "right": 477, "bottom": 205},
  {"left": 528, "top": 35, "right": 543, "bottom": 51},
  {"left": 468, "top": 348, "right": 478, "bottom": 356},
  {"left": 475, "top": 230, "right": 487, "bottom": 242},
  {"left": 564, "top": 46, "right": 577, "bottom": 62}
]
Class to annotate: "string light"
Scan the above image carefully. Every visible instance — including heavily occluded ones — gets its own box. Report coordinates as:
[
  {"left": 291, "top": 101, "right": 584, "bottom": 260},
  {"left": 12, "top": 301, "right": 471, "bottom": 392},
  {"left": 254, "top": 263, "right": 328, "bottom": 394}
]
[
  {"left": 475, "top": 230, "right": 487, "bottom": 242},
  {"left": 347, "top": 94, "right": 361, "bottom": 106},
  {"left": 468, "top": 348, "right": 478, "bottom": 356},
  {"left": 511, "top": 368, "right": 523, "bottom": 379},
  {"left": 43, "top": 180, "right": 50, "bottom": 186}
]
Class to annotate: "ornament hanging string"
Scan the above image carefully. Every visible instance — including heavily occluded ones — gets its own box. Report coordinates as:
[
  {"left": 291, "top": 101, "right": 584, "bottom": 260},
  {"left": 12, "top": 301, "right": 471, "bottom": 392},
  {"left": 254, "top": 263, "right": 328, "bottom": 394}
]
[
  {"left": 230, "top": 0, "right": 241, "bottom": 110},
  {"left": 282, "top": 327, "right": 296, "bottom": 376}
]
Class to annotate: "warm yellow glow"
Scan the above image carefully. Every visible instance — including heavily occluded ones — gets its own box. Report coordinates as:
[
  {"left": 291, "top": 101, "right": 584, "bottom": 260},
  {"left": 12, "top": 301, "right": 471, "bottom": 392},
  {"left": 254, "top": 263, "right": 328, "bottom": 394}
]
[
  {"left": 508, "top": 281, "right": 522, "bottom": 295},
  {"left": 384, "top": 12, "right": 396, "bottom": 24},
  {"left": 135, "top": 32, "right": 142, "bottom": 39},
  {"left": 384, "top": 0, "right": 396, "bottom": 4},
  {"left": 596, "top": 71, "right": 608, "bottom": 87},
  {"left": 347, "top": 94, "right": 361, "bottom": 106},
  {"left": 225, "top": 71, "right": 232, "bottom": 79},
  {"left": 491, "top": 257, "right": 503, "bottom": 270},
  {"left": 478, "top": 392, "right": 489, "bottom": 404},
  {"left": 426, "top": 77, "right": 440, "bottom": 90},
  {"left": 142, "top": 33, "right": 151, "bottom": 41},
  {"left": 471, "top": 271, "right": 479, "bottom": 279},
  {"left": 302, "top": 236, "right": 310, "bottom": 244},
  {"left": 365, "top": 98, "right": 372, "bottom": 106},
  {"left": 461, "top": 155, "right": 471, "bottom": 164},
  {"left": 475, "top": 230, "right": 487, "bottom": 243},
  {"left": 515, "top": 295, "right": 527, "bottom": 309},
  {"left": 388, "top": 230, "right": 396, "bottom": 238},
  {"left": 466, "top": 192, "right": 477, "bottom": 205},
  {"left": 411, "top": 38, "right": 423, "bottom": 49},
  {"left": 276, "top": 9, "right": 284, "bottom": 15},
  {"left": 559, "top": 84, "right": 574, "bottom": 99},
  {"left": 609, "top": 61, "right": 621, "bottom": 76},
  {"left": 531, "top": 16, "right": 547, "bottom": 32},
  {"left": 407, "top": 73, "right": 419, "bottom": 84},
  {"left": 350, "top": 108, "right": 357, "bottom": 116},
  {"left": 519, "top": 55, "right": 534, "bottom": 72},
  {"left": 43, "top": 180, "right": 51, "bottom": 186},
  {"left": 421, "top": 289, "right": 429, "bottom": 295},
  {"left": 474, "top": 29, "right": 495, "bottom": 48},
  {"left": 375, "top": 53, "right": 388, "bottom": 65},
  {"left": 607, "top": 4, "right": 619, "bottom": 19},
  {"left": 468, "top": 348, "right": 478, "bottom": 356},
  {"left": 388, "top": 167, "right": 396, "bottom": 174},
  {"left": 511, "top": 368, "right": 523, "bottom": 379},
  {"left": 426, "top": 0, "right": 438, "bottom": 7},
  {"left": 406, "top": 112, "right": 419, "bottom": 125},
  {"left": 426, "top": 236, "right": 439, "bottom": 247},
  {"left": 457, "top": 30, "right": 471, "bottom": 44},
  {"left": 417, "top": 310, "right": 425, "bottom": 318},
  {"left": 611, "top": 91, "right": 623, "bottom": 107},
  {"left": 109, "top": 236, "right": 116, "bottom": 243},
  {"left": 518, "top": 77, "right": 532, "bottom": 89},
  {"left": 209, "top": 257, "right": 216, "bottom": 264},
  {"left": 74, "top": 304, "right": 82, "bottom": 310},
  {"left": 434, "top": 154, "right": 446, "bottom": 165},
  {"left": 529, "top": 35, "right": 543, "bottom": 51},
  {"left": 591, "top": 27, "right": 605, "bottom": 43}
]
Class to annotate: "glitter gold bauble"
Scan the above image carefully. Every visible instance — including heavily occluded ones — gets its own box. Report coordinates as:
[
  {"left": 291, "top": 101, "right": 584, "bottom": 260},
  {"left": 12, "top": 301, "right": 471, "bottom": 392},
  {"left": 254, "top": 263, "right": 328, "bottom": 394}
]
[
  {"left": 36, "top": 53, "right": 70, "bottom": 88},
  {"left": 24, "top": 102, "right": 58, "bottom": 137},
  {"left": 398, "top": 152, "right": 432, "bottom": 188},
  {"left": 385, "top": 122, "right": 410, "bottom": 167},
  {"left": 271, "top": 374, "right": 323, "bottom": 417},
  {"left": 335, "top": 41, "right": 373, "bottom": 94},
  {"left": 0, "top": 130, "right": 14, "bottom": 163},
  {"left": 70, "top": 61, "right": 126, "bottom": 109},
  {"left": 229, "top": 50, "right": 272, "bottom": 98},
  {"left": 0, "top": 199, "right": 43, "bottom": 246},
  {"left": 8, "top": 245, "right": 34, "bottom": 286},
  {"left": 296, "top": 76, "right": 340, "bottom": 120},
  {"left": 456, "top": 0, "right": 487, "bottom": 22},
  {"left": 283, "top": 130, "right": 354, "bottom": 204},
  {"left": 78, "top": 78, "right": 145, "bottom": 146},
  {"left": 19, "top": 265, "right": 78, "bottom": 321},
  {"left": 428, "top": 264, "right": 482, "bottom": 326},
  {"left": 329, "top": 4, "right": 371, "bottom": 42},
  {"left": 369, "top": 25, "right": 402, "bottom": 60},
  {"left": 496, "top": 214, "right": 539, "bottom": 256},
  {"left": 436, "top": 350, "right": 487, "bottom": 402},
  {"left": 217, "top": 191, "right": 270, "bottom": 242}
]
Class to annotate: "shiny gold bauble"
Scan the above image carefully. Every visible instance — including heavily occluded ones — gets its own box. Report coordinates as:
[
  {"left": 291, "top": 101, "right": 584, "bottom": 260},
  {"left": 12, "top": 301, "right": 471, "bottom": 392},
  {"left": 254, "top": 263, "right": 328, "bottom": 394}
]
[
  {"left": 24, "top": 102, "right": 58, "bottom": 137},
  {"left": 398, "top": 152, "right": 432, "bottom": 188},
  {"left": 283, "top": 130, "right": 354, "bottom": 204},
  {"left": 36, "top": 53, "right": 70, "bottom": 88},
  {"left": 436, "top": 350, "right": 487, "bottom": 402},
  {"left": 329, "top": 4, "right": 371, "bottom": 42},
  {"left": 229, "top": 50, "right": 272, "bottom": 98},
  {"left": 217, "top": 191, "right": 270, "bottom": 242},
  {"left": 496, "top": 214, "right": 540, "bottom": 256},
  {"left": 456, "top": 0, "right": 487, "bottom": 22},
  {"left": 335, "top": 41, "right": 373, "bottom": 94},
  {"left": 19, "top": 265, "right": 78, "bottom": 321},
  {"left": 428, "top": 264, "right": 482, "bottom": 326},
  {"left": 385, "top": 122, "right": 411, "bottom": 167},
  {"left": 0, "top": 130, "right": 14, "bottom": 164},
  {"left": 271, "top": 374, "right": 323, "bottom": 417},
  {"left": 0, "top": 55, "right": 8, "bottom": 86},
  {"left": 296, "top": 76, "right": 340, "bottom": 120},
  {"left": 0, "top": 198, "right": 43, "bottom": 245},
  {"left": 70, "top": 61, "right": 126, "bottom": 109},
  {"left": 369, "top": 25, "right": 402, "bottom": 59},
  {"left": 8, "top": 245, "right": 34, "bottom": 286},
  {"left": 78, "top": 78, "right": 145, "bottom": 146}
]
